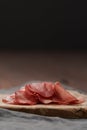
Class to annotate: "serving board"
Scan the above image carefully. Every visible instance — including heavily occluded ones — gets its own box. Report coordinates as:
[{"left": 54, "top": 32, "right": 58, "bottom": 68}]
[{"left": 0, "top": 90, "right": 87, "bottom": 119}]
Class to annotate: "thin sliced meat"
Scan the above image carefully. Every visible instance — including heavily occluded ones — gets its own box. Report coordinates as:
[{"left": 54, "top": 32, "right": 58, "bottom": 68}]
[
  {"left": 25, "top": 85, "right": 35, "bottom": 96},
  {"left": 37, "top": 94, "right": 53, "bottom": 104},
  {"left": 54, "top": 82, "right": 84, "bottom": 104},
  {"left": 27, "top": 82, "right": 55, "bottom": 98},
  {"left": 2, "top": 93, "right": 16, "bottom": 104},
  {"left": 37, "top": 94, "right": 77, "bottom": 105},
  {"left": 37, "top": 95, "right": 72, "bottom": 105},
  {"left": 3, "top": 86, "right": 38, "bottom": 105},
  {"left": 25, "top": 85, "right": 39, "bottom": 103},
  {"left": 2, "top": 81, "right": 84, "bottom": 105},
  {"left": 15, "top": 88, "right": 38, "bottom": 105}
]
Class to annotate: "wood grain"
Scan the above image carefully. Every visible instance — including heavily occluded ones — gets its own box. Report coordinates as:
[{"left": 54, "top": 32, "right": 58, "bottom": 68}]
[{"left": 0, "top": 90, "right": 87, "bottom": 119}]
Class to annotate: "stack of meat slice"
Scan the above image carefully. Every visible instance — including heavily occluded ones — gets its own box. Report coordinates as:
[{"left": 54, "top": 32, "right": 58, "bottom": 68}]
[{"left": 2, "top": 82, "right": 84, "bottom": 105}]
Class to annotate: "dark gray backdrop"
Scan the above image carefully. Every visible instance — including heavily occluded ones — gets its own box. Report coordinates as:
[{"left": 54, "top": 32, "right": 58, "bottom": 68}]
[{"left": 0, "top": 1, "right": 87, "bottom": 50}]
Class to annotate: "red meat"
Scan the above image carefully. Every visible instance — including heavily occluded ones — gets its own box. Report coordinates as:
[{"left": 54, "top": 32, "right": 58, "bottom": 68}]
[{"left": 2, "top": 81, "right": 84, "bottom": 105}]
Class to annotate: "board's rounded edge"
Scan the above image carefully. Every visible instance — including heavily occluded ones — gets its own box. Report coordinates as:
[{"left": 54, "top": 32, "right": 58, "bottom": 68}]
[{"left": 1, "top": 106, "right": 87, "bottom": 119}]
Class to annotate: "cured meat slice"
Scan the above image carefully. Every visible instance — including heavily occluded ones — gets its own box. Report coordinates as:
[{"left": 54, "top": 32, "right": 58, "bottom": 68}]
[
  {"left": 15, "top": 90, "right": 37, "bottom": 105},
  {"left": 54, "top": 82, "right": 84, "bottom": 104},
  {"left": 37, "top": 93, "right": 82, "bottom": 105},
  {"left": 2, "top": 81, "right": 84, "bottom": 105},
  {"left": 25, "top": 85, "right": 39, "bottom": 103},
  {"left": 37, "top": 94, "right": 53, "bottom": 104},
  {"left": 2, "top": 93, "right": 16, "bottom": 104},
  {"left": 14, "top": 86, "right": 38, "bottom": 105},
  {"left": 26, "top": 82, "right": 55, "bottom": 98},
  {"left": 36, "top": 95, "right": 68, "bottom": 105},
  {"left": 2, "top": 86, "right": 38, "bottom": 105}
]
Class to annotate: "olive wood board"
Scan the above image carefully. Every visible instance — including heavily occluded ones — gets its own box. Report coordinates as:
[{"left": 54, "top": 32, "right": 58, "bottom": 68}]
[{"left": 0, "top": 90, "right": 87, "bottom": 119}]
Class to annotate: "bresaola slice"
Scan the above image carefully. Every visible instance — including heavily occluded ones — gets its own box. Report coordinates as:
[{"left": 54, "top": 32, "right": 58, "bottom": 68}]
[
  {"left": 27, "top": 82, "right": 55, "bottom": 98},
  {"left": 15, "top": 90, "right": 37, "bottom": 105},
  {"left": 54, "top": 82, "right": 83, "bottom": 104},
  {"left": 2, "top": 81, "right": 84, "bottom": 105},
  {"left": 2, "top": 86, "right": 38, "bottom": 105},
  {"left": 2, "top": 93, "right": 16, "bottom": 104}
]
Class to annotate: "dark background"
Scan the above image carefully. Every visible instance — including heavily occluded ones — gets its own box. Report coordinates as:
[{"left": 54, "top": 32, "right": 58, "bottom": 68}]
[
  {"left": 0, "top": 1, "right": 87, "bottom": 94},
  {"left": 0, "top": 1, "right": 87, "bottom": 50}
]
